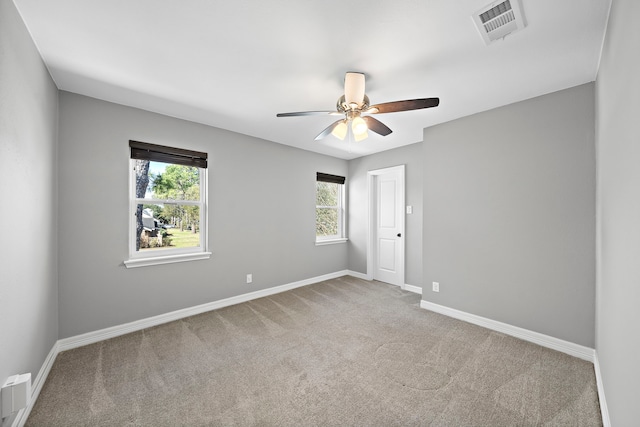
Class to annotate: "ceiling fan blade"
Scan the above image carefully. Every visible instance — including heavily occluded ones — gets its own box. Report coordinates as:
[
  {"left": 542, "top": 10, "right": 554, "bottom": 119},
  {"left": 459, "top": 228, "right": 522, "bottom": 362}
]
[
  {"left": 314, "top": 120, "right": 344, "bottom": 140},
  {"left": 344, "top": 72, "right": 365, "bottom": 106},
  {"left": 363, "top": 116, "right": 392, "bottom": 136},
  {"left": 367, "top": 98, "right": 440, "bottom": 114},
  {"left": 277, "top": 111, "right": 341, "bottom": 117}
]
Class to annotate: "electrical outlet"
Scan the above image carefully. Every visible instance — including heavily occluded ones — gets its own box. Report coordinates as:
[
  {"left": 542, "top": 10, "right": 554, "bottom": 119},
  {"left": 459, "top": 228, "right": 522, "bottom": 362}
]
[
  {"left": 246, "top": 274, "right": 252, "bottom": 284},
  {"left": 432, "top": 282, "right": 439, "bottom": 292}
]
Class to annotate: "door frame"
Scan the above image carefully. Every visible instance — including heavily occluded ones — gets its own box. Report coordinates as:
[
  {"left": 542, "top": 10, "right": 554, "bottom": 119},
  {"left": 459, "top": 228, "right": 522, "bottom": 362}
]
[{"left": 366, "top": 165, "right": 405, "bottom": 287}]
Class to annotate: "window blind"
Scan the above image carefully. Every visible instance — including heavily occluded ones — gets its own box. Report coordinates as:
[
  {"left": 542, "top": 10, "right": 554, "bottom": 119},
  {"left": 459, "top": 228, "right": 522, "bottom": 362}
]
[
  {"left": 316, "top": 172, "right": 345, "bottom": 185},
  {"left": 129, "top": 140, "right": 208, "bottom": 168}
]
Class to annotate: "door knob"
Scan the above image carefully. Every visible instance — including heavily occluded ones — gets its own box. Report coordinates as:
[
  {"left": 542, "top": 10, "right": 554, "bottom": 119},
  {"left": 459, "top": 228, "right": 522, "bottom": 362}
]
[{"left": 397, "top": 233, "right": 402, "bottom": 237}]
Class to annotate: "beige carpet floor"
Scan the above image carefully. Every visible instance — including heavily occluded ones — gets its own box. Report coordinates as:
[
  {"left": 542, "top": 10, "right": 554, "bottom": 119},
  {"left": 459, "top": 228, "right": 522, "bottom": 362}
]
[{"left": 27, "top": 276, "right": 602, "bottom": 426}]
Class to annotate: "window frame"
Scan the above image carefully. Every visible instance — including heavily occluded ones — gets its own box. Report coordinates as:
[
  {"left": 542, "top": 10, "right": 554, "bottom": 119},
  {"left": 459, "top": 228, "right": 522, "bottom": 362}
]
[
  {"left": 315, "top": 173, "right": 347, "bottom": 245},
  {"left": 124, "top": 141, "right": 211, "bottom": 268}
]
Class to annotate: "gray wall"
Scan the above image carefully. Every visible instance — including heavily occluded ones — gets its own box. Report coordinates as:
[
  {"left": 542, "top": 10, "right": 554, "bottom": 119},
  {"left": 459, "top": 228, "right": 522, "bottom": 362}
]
[
  {"left": 595, "top": 0, "right": 640, "bottom": 424},
  {"left": 0, "top": 0, "right": 59, "bottom": 423},
  {"left": 57, "top": 92, "right": 347, "bottom": 338},
  {"left": 348, "top": 143, "right": 423, "bottom": 287},
  {"left": 422, "top": 83, "right": 596, "bottom": 347}
]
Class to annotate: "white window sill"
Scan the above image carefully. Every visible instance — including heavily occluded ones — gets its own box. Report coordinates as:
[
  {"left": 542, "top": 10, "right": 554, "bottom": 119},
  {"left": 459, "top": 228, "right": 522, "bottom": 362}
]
[
  {"left": 124, "top": 252, "right": 212, "bottom": 268},
  {"left": 315, "top": 238, "right": 348, "bottom": 246}
]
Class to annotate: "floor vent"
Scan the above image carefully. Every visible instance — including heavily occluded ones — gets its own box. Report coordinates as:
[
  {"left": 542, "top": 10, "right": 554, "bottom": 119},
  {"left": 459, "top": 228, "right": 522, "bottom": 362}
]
[{"left": 472, "top": 0, "right": 526, "bottom": 45}]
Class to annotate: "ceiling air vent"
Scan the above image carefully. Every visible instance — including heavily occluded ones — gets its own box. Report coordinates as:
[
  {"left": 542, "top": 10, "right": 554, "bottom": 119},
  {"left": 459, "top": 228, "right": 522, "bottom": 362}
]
[{"left": 472, "top": 0, "right": 526, "bottom": 45}]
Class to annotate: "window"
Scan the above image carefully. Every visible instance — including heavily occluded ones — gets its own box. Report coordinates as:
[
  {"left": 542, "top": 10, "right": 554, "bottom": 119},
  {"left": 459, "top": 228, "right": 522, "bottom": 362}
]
[
  {"left": 125, "top": 140, "right": 210, "bottom": 268},
  {"left": 316, "top": 172, "right": 346, "bottom": 244}
]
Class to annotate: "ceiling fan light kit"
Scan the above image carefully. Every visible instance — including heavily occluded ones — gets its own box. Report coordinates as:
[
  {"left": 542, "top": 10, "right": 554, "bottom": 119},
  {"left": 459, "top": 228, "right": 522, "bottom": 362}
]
[
  {"left": 331, "top": 121, "right": 348, "bottom": 140},
  {"left": 351, "top": 116, "right": 368, "bottom": 136},
  {"left": 277, "top": 72, "right": 439, "bottom": 142},
  {"left": 354, "top": 129, "right": 368, "bottom": 142}
]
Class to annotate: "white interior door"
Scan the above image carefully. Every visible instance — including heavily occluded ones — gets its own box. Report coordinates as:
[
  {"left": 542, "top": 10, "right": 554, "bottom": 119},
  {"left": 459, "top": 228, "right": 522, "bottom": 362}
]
[{"left": 369, "top": 166, "right": 405, "bottom": 286}]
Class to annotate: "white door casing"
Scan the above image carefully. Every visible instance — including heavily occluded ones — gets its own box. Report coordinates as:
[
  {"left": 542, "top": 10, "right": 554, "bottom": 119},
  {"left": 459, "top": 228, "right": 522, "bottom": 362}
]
[{"left": 367, "top": 165, "right": 405, "bottom": 287}]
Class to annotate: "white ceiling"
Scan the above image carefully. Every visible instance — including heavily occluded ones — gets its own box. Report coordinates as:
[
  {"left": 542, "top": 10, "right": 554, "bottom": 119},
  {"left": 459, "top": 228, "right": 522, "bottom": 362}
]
[{"left": 13, "top": 0, "right": 611, "bottom": 160}]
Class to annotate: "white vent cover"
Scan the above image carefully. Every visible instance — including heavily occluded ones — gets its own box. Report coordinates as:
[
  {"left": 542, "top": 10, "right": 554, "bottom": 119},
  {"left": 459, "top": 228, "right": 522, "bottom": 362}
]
[{"left": 472, "top": 0, "right": 526, "bottom": 45}]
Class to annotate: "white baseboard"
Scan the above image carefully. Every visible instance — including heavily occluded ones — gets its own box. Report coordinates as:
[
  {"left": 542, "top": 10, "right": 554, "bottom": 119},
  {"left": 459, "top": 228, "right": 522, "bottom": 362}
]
[
  {"left": 345, "top": 271, "right": 422, "bottom": 296},
  {"left": 11, "top": 342, "right": 58, "bottom": 427},
  {"left": 346, "top": 270, "right": 369, "bottom": 280},
  {"left": 593, "top": 352, "right": 611, "bottom": 427},
  {"left": 58, "top": 270, "right": 350, "bottom": 352},
  {"left": 403, "top": 284, "right": 422, "bottom": 295},
  {"left": 420, "top": 300, "right": 595, "bottom": 362}
]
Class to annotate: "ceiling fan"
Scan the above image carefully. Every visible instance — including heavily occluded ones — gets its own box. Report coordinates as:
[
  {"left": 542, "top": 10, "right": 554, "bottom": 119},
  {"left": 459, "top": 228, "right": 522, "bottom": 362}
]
[{"left": 276, "top": 72, "right": 439, "bottom": 141}]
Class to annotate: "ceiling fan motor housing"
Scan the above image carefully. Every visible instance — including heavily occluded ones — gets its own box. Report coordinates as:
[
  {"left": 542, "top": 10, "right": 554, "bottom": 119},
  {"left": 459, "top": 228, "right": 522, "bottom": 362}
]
[{"left": 337, "top": 94, "right": 370, "bottom": 115}]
